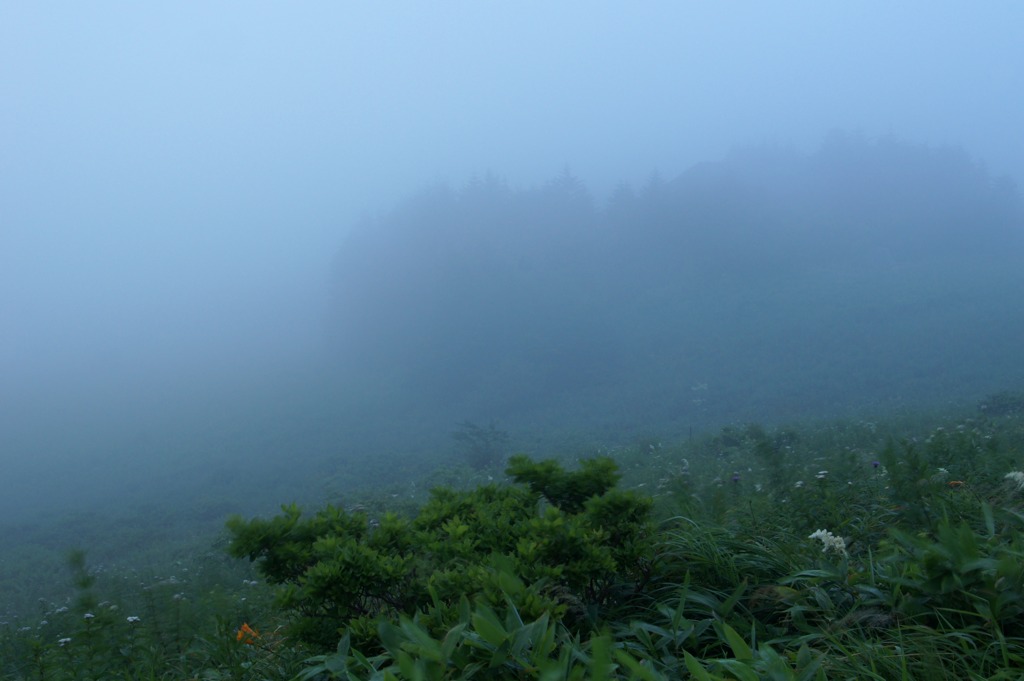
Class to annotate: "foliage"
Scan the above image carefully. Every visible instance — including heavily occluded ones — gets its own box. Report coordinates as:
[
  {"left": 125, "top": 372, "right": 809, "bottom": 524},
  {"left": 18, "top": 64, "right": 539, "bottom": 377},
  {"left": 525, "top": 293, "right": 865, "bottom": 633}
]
[
  {"left": 881, "top": 511, "right": 1024, "bottom": 634},
  {"left": 7, "top": 405, "right": 1024, "bottom": 678},
  {"left": 225, "top": 456, "right": 654, "bottom": 651},
  {"left": 505, "top": 454, "right": 621, "bottom": 514},
  {"left": 327, "top": 140, "right": 1024, "bottom": 432}
]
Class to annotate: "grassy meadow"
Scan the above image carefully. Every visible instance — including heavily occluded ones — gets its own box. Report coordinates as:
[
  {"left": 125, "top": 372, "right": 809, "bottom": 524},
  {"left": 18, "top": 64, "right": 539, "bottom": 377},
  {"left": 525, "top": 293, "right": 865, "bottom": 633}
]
[
  {"left": 4, "top": 139, "right": 1024, "bottom": 679},
  {"left": 4, "top": 396, "right": 1024, "bottom": 679}
]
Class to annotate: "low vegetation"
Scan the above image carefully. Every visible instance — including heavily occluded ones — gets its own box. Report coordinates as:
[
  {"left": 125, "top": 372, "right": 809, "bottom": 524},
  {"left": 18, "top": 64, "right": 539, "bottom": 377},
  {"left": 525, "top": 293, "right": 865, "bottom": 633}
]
[{"left": 4, "top": 396, "right": 1024, "bottom": 679}]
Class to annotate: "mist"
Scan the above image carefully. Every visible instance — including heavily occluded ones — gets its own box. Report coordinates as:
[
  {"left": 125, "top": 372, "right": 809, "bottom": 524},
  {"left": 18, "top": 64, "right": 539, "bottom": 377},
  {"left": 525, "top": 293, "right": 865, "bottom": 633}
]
[{"left": 3, "top": 2, "right": 1024, "bottom": 539}]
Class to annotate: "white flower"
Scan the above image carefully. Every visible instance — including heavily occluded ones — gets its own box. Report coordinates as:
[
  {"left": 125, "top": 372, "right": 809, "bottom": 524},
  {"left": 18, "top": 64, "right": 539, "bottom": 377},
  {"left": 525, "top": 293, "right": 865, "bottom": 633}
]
[
  {"left": 126, "top": 616, "right": 141, "bottom": 624},
  {"left": 1005, "top": 471, "right": 1024, "bottom": 491},
  {"left": 794, "top": 480, "right": 804, "bottom": 488},
  {"left": 83, "top": 613, "right": 95, "bottom": 620},
  {"left": 815, "top": 470, "right": 828, "bottom": 480},
  {"left": 809, "top": 529, "right": 848, "bottom": 557},
  {"left": 58, "top": 637, "right": 72, "bottom": 646}
]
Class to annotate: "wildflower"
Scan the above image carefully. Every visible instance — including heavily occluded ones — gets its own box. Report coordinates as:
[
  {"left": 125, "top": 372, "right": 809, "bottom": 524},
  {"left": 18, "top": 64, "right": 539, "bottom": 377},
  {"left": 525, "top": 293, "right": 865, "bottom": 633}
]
[
  {"left": 808, "top": 529, "right": 848, "bottom": 557},
  {"left": 237, "top": 622, "right": 260, "bottom": 645},
  {"left": 83, "top": 613, "right": 94, "bottom": 620},
  {"left": 871, "top": 461, "right": 880, "bottom": 469},
  {"left": 948, "top": 480, "right": 965, "bottom": 488},
  {"left": 1005, "top": 471, "right": 1024, "bottom": 491},
  {"left": 731, "top": 473, "right": 740, "bottom": 483},
  {"left": 815, "top": 470, "right": 828, "bottom": 480},
  {"left": 794, "top": 480, "right": 804, "bottom": 488},
  {"left": 126, "top": 616, "right": 141, "bottom": 624},
  {"left": 58, "top": 637, "right": 72, "bottom": 646}
]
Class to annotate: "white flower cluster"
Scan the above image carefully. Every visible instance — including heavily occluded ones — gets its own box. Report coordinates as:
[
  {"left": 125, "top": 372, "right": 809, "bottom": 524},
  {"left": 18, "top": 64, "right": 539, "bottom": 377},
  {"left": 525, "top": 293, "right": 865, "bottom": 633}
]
[
  {"left": 1005, "top": 471, "right": 1024, "bottom": 491},
  {"left": 808, "top": 529, "right": 848, "bottom": 557}
]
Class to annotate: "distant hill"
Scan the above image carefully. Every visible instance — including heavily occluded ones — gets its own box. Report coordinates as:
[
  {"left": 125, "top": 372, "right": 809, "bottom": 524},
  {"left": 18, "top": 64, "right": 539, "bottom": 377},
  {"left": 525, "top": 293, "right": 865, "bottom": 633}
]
[{"left": 326, "top": 134, "right": 1024, "bottom": 433}]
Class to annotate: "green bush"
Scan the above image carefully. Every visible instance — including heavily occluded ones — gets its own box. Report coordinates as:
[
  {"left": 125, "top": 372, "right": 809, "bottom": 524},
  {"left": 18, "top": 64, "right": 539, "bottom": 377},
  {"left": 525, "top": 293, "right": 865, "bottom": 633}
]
[{"left": 226, "top": 456, "right": 654, "bottom": 651}]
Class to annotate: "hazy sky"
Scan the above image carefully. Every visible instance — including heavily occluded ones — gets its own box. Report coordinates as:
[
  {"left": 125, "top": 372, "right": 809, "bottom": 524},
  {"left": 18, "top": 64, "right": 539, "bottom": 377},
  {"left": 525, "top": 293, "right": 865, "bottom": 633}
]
[{"left": 2, "top": 2, "right": 1023, "bottom": 394}]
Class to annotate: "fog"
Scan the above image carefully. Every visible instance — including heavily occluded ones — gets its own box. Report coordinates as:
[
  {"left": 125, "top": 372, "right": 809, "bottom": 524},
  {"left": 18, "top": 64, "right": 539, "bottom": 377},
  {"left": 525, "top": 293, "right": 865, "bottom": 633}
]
[{"left": 2, "top": 2, "right": 1024, "bottom": 533}]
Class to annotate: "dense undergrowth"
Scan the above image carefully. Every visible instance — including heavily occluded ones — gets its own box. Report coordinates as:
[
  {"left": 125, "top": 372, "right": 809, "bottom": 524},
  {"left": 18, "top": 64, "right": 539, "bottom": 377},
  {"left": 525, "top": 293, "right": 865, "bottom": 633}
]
[{"left": 4, "top": 397, "right": 1024, "bottom": 679}]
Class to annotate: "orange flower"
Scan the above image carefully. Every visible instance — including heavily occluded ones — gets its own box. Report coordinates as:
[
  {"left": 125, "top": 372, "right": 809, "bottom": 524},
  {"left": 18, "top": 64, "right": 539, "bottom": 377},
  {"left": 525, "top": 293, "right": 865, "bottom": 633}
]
[
  {"left": 948, "top": 480, "right": 965, "bottom": 488},
  {"left": 236, "top": 622, "right": 260, "bottom": 645}
]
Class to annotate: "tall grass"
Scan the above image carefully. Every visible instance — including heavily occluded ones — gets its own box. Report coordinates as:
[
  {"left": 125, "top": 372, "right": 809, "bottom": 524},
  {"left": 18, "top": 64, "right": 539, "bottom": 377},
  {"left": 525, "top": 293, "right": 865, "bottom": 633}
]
[{"left": 3, "top": 401, "right": 1024, "bottom": 679}]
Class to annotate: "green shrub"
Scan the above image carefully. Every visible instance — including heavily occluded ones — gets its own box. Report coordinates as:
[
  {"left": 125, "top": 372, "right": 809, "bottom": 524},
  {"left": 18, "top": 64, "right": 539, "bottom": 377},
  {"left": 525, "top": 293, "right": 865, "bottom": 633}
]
[{"left": 226, "top": 456, "right": 654, "bottom": 651}]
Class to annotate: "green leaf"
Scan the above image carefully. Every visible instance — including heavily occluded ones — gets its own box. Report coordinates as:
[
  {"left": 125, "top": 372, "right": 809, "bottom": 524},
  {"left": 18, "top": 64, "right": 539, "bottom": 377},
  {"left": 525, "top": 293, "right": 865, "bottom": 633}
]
[
  {"left": 588, "top": 634, "right": 613, "bottom": 681},
  {"left": 713, "top": 659, "right": 761, "bottom": 681},
  {"left": 683, "top": 651, "right": 717, "bottom": 681},
  {"left": 378, "top": 621, "right": 404, "bottom": 657},
  {"left": 755, "top": 645, "right": 796, "bottom": 681},
  {"left": 396, "top": 650, "right": 419, "bottom": 681},
  {"left": 323, "top": 633, "right": 351, "bottom": 675},
  {"left": 717, "top": 622, "right": 753, "bottom": 660},
  {"left": 399, "top": 618, "right": 443, "bottom": 663},
  {"left": 472, "top": 605, "right": 509, "bottom": 648},
  {"left": 488, "top": 639, "right": 512, "bottom": 670},
  {"left": 440, "top": 622, "right": 468, "bottom": 663},
  {"left": 615, "top": 648, "right": 666, "bottom": 681},
  {"left": 719, "top": 580, "right": 748, "bottom": 617}
]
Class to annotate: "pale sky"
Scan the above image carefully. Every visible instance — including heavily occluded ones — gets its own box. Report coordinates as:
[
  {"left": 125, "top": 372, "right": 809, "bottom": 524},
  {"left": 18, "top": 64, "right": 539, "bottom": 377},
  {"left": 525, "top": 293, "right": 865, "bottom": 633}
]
[{"left": 2, "top": 1, "right": 1022, "bottom": 393}]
